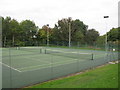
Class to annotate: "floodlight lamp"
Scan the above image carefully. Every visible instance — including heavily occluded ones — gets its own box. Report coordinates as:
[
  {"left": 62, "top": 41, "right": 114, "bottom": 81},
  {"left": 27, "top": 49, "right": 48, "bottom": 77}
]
[
  {"left": 104, "top": 16, "right": 109, "bottom": 18},
  {"left": 33, "top": 35, "right": 37, "bottom": 38}
]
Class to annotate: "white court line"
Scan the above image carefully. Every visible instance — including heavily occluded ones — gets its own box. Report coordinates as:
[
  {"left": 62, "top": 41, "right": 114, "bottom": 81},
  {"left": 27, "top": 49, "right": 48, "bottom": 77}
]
[
  {"left": 19, "top": 59, "right": 80, "bottom": 72},
  {"left": 0, "top": 62, "right": 21, "bottom": 72},
  {"left": 22, "top": 56, "right": 50, "bottom": 63}
]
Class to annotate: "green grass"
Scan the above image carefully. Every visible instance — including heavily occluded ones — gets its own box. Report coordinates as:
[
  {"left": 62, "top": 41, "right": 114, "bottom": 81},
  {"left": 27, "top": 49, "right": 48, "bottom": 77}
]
[{"left": 27, "top": 64, "right": 118, "bottom": 88}]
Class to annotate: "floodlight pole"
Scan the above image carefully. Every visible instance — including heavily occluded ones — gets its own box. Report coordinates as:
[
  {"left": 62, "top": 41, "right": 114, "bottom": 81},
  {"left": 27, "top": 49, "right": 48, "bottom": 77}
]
[
  {"left": 47, "top": 24, "right": 49, "bottom": 46},
  {"left": 104, "top": 16, "right": 109, "bottom": 58},
  {"left": 68, "top": 17, "right": 72, "bottom": 48}
]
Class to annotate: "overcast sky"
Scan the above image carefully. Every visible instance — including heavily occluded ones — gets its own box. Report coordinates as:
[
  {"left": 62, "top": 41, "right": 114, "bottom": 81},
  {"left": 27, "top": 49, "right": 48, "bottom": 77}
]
[{"left": 0, "top": 0, "right": 119, "bottom": 35}]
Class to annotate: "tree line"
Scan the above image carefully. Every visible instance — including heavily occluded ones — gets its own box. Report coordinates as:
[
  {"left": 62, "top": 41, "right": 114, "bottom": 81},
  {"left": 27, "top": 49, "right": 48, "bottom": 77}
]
[{"left": 1, "top": 16, "right": 119, "bottom": 48}]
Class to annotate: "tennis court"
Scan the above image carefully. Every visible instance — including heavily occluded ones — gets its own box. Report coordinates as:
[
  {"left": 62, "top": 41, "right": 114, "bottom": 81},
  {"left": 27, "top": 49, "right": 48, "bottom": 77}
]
[{"left": 2, "top": 47, "right": 118, "bottom": 88}]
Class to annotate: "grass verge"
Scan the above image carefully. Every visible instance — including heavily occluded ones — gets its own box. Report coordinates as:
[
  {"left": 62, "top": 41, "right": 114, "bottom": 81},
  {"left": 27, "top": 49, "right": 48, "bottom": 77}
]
[{"left": 27, "top": 63, "right": 118, "bottom": 88}]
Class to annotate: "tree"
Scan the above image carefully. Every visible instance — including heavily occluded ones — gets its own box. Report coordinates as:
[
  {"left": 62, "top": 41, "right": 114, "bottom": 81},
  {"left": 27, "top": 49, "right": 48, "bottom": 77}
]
[
  {"left": 71, "top": 19, "right": 87, "bottom": 44},
  {"left": 107, "top": 27, "right": 120, "bottom": 49},
  {"left": 37, "top": 25, "right": 52, "bottom": 45},
  {"left": 96, "top": 35, "right": 105, "bottom": 48},
  {"left": 52, "top": 18, "right": 88, "bottom": 46},
  {"left": 20, "top": 20, "right": 38, "bottom": 46},
  {"left": 2, "top": 16, "right": 11, "bottom": 46},
  {"left": 37, "top": 28, "right": 46, "bottom": 45},
  {"left": 71, "top": 19, "right": 88, "bottom": 37},
  {"left": 85, "top": 29, "right": 99, "bottom": 45},
  {"left": 107, "top": 28, "right": 119, "bottom": 41},
  {"left": 9, "top": 19, "right": 20, "bottom": 46}
]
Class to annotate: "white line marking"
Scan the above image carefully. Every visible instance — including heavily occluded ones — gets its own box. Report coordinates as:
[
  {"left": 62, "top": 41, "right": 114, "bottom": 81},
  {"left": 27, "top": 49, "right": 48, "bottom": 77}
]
[
  {"left": 23, "top": 56, "right": 50, "bottom": 63},
  {"left": 19, "top": 59, "right": 82, "bottom": 72},
  {"left": 0, "top": 62, "right": 21, "bottom": 72}
]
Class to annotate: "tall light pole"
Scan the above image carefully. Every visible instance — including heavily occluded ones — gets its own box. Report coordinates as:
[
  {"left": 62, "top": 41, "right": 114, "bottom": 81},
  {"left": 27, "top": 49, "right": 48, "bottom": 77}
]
[
  {"left": 46, "top": 24, "right": 49, "bottom": 46},
  {"left": 68, "top": 17, "right": 72, "bottom": 48},
  {"left": 0, "top": 17, "right": 2, "bottom": 90},
  {"left": 104, "top": 16, "right": 109, "bottom": 58}
]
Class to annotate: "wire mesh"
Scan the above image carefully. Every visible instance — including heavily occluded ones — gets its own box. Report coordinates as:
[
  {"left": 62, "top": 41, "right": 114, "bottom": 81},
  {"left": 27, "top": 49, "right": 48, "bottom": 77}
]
[{"left": 2, "top": 46, "right": 118, "bottom": 88}]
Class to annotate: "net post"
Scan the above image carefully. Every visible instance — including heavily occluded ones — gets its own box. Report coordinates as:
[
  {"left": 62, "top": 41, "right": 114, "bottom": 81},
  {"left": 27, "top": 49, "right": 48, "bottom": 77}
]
[
  {"left": 18, "top": 46, "right": 20, "bottom": 50},
  {"left": 45, "top": 49, "right": 46, "bottom": 54},
  {"left": 40, "top": 48, "right": 42, "bottom": 54},
  {"left": 91, "top": 53, "right": 94, "bottom": 60},
  {"left": 19, "top": 47, "right": 21, "bottom": 50}
]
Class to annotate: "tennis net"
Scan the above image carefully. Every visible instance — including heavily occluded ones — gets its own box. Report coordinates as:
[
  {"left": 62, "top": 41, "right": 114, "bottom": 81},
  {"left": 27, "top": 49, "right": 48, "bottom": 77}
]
[
  {"left": 45, "top": 49, "right": 94, "bottom": 60},
  {"left": 2, "top": 47, "right": 42, "bottom": 57},
  {"left": 19, "top": 47, "right": 42, "bottom": 53}
]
